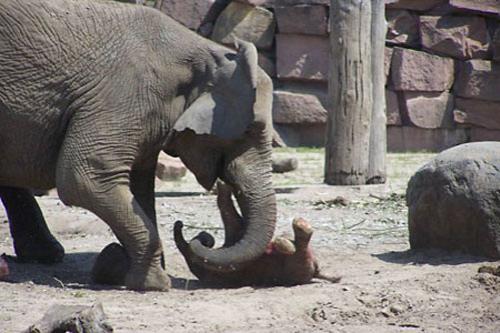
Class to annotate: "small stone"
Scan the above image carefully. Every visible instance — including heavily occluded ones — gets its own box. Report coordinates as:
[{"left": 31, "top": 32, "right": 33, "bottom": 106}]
[
  {"left": 333, "top": 196, "right": 350, "bottom": 206},
  {"left": 478, "top": 265, "right": 500, "bottom": 276},
  {"left": 380, "top": 309, "right": 392, "bottom": 318},
  {"left": 156, "top": 154, "right": 187, "bottom": 181},
  {"left": 272, "top": 157, "right": 299, "bottom": 173},
  {"left": 390, "top": 304, "right": 404, "bottom": 315}
]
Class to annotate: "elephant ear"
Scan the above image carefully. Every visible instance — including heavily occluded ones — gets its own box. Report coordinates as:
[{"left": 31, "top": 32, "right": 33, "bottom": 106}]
[{"left": 173, "top": 40, "right": 260, "bottom": 140}]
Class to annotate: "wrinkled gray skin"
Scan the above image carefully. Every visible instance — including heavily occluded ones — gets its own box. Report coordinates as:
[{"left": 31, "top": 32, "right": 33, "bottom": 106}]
[{"left": 0, "top": 0, "right": 276, "bottom": 291}]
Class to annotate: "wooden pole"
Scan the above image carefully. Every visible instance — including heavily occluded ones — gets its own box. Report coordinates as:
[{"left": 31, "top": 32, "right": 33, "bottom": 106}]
[
  {"left": 325, "top": 0, "right": 373, "bottom": 185},
  {"left": 367, "top": 0, "right": 387, "bottom": 184}
]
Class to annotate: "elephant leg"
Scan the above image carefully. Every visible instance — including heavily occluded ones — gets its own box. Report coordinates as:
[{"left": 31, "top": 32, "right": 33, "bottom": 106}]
[
  {"left": 292, "top": 218, "right": 313, "bottom": 252},
  {"left": 0, "top": 186, "right": 64, "bottom": 263},
  {"left": 216, "top": 182, "right": 245, "bottom": 247},
  {"left": 130, "top": 166, "right": 165, "bottom": 269},
  {"left": 61, "top": 180, "right": 169, "bottom": 291},
  {"left": 56, "top": 142, "right": 169, "bottom": 291},
  {"left": 91, "top": 165, "right": 163, "bottom": 286}
]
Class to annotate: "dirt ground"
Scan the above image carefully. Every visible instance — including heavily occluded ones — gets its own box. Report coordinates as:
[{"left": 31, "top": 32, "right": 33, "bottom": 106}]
[{"left": 1, "top": 149, "right": 499, "bottom": 333}]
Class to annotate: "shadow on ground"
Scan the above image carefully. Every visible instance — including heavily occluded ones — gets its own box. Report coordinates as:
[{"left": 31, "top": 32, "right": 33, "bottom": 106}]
[
  {"left": 374, "top": 248, "right": 495, "bottom": 266},
  {"left": 2, "top": 252, "right": 211, "bottom": 291}
]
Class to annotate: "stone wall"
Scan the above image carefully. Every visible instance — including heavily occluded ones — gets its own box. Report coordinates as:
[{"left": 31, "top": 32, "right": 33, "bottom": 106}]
[{"left": 151, "top": 0, "right": 500, "bottom": 151}]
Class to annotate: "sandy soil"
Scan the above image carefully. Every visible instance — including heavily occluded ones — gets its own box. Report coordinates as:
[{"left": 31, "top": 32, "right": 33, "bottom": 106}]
[{"left": 1, "top": 150, "right": 499, "bottom": 333}]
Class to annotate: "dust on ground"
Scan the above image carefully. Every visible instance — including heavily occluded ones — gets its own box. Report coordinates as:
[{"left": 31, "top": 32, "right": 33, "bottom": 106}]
[{"left": 1, "top": 149, "right": 499, "bottom": 332}]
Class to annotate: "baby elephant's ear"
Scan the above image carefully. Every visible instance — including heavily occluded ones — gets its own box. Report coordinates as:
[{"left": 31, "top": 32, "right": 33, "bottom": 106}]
[{"left": 173, "top": 41, "right": 261, "bottom": 140}]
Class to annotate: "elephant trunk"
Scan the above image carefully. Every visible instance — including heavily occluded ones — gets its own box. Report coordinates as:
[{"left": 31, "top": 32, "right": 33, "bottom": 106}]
[{"left": 187, "top": 146, "right": 276, "bottom": 272}]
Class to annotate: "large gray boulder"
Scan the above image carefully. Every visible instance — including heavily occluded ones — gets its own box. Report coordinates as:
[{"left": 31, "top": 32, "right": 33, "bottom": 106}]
[{"left": 406, "top": 142, "right": 500, "bottom": 258}]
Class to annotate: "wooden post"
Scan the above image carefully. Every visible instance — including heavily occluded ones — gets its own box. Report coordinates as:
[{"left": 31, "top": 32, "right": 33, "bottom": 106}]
[
  {"left": 367, "top": 0, "right": 387, "bottom": 184},
  {"left": 325, "top": 0, "right": 373, "bottom": 185}
]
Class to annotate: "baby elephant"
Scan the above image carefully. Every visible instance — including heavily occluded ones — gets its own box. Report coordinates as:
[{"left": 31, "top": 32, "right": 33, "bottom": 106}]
[
  {"left": 174, "top": 183, "right": 340, "bottom": 286},
  {"left": 91, "top": 183, "right": 340, "bottom": 287}
]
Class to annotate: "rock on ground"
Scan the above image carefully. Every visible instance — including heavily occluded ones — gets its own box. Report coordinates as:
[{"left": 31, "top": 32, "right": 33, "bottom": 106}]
[
  {"left": 407, "top": 142, "right": 500, "bottom": 258},
  {"left": 24, "top": 303, "right": 113, "bottom": 333}
]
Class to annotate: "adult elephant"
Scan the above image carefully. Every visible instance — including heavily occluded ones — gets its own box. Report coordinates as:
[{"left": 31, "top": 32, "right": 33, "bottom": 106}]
[{"left": 0, "top": 0, "right": 276, "bottom": 291}]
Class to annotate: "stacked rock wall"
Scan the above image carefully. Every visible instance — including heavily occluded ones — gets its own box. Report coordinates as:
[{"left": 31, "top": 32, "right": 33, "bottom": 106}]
[{"left": 149, "top": 0, "right": 500, "bottom": 151}]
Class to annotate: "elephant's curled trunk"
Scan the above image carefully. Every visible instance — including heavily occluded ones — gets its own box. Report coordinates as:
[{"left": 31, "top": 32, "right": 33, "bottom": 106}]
[{"left": 184, "top": 147, "right": 276, "bottom": 272}]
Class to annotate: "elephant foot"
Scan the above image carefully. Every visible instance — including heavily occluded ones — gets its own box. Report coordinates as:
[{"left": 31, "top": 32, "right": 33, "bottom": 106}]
[
  {"left": 91, "top": 243, "right": 170, "bottom": 291},
  {"left": 91, "top": 243, "right": 129, "bottom": 286},
  {"left": 125, "top": 264, "right": 171, "bottom": 291},
  {"left": 14, "top": 234, "right": 65, "bottom": 264}
]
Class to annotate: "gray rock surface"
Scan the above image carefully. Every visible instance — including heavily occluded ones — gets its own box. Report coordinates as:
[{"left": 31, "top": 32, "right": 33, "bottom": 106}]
[{"left": 407, "top": 142, "right": 500, "bottom": 258}]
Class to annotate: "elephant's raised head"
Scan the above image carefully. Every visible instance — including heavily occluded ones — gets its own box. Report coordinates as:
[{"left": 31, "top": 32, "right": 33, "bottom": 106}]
[{"left": 165, "top": 40, "right": 276, "bottom": 273}]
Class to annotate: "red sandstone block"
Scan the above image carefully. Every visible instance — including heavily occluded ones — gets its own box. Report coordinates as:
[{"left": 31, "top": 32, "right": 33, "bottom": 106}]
[
  {"left": 276, "top": 34, "right": 329, "bottom": 82},
  {"left": 158, "top": 0, "right": 216, "bottom": 30},
  {"left": 454, "top": 98, "right": 500, "bottom": 130},
  {"left": 420, "top": 15, "right": 490, "bottom": 60},
  {"left": 470, "top": 128, "right": 500, "bottom": 141},
  {"left": 447, "top": 0, "right": 500, "bottom": 16},
  {"left": 274, "top": 5, "right": 328, "bottom": 35},
  {"left": 386, "top": 10, "right": 419, "bottom": 47},
  {"left": 391, "top": 47, "right": 455, "bottom": 92},
  {"left": 400, "top": 91, "right": 455, "bottom": 129},
  {"left": 386, "top": 89, "right": 402, "bottom": 126},
  {"left": 387, "top": 126, "right": 468, "bottom": 152},
  {"left": 272, "top": 90, "right": 328, "bottom": 124},
  {"left": 385, "top": 0, "right": 446, "bottom": 11},
  {"left": 454, "top": 60, "right": 500, "bottom": 103}
]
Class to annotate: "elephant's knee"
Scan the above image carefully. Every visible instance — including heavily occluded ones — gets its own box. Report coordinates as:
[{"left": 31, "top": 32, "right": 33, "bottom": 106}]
[{"left": 55, "top": 168, "right": 93, "bottom": 208}]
